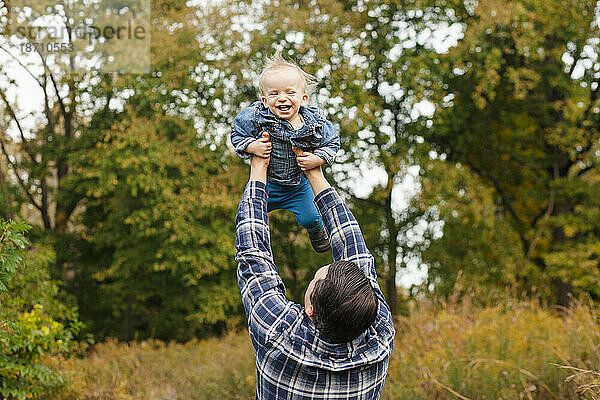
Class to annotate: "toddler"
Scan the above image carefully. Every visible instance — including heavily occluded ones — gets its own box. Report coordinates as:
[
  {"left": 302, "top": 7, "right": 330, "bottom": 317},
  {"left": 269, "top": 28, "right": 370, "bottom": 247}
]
[{"left": 230, "top": 53, "right": 340, "bottom": 252}]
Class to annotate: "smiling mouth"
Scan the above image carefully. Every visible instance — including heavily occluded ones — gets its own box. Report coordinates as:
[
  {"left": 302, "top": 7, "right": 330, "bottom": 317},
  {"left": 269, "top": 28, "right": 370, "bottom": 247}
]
[{"left": 276, "top": 105, "right": 291, "bottom": 112}]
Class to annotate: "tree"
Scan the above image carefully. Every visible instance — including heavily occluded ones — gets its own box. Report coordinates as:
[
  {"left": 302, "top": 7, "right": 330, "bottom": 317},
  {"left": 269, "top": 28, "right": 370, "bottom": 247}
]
[
  {"left": 416, "top": 158, "right": 527, "bottom": 296},
  {"left": 68, "top": 93, "right": 247, "bottom": 340},
  {"left": 429, "top": 0, "right": 600, "bottom": 304},
  {"left": 1, "top": 0, "right": 257, "bottom": 340},
  {"left": 0, "top": 0, "right": 156, "bottom": 336},
  {"left": 0, "top": 0, "right": 133, "bottom": 234}
]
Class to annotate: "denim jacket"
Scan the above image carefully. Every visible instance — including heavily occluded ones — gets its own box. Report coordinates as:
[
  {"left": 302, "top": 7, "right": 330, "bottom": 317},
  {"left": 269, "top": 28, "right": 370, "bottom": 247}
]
[{"left": 231, "top": 101, "right": 340, "bottom": 186}]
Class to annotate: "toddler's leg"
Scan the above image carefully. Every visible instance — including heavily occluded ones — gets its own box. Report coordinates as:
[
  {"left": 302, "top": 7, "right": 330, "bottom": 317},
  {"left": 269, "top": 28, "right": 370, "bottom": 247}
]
[
  {"left": 268, "top": 177, "right": 329, "bottom": 252},
  {"left": 288, "top": 177, "right": 330, "bottom": 253},
  {"left": 287, "top": 177, "right": 324, "bottom": 232}
]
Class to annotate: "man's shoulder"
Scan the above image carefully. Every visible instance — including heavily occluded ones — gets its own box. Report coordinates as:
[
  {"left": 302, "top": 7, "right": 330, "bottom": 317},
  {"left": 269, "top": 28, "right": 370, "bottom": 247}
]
[
  {"left": 248, "top": 292, "right": 304, "bottom": 344},
  {"left": 253, "top": 305, "right": 394, "bottom": 398},
  {"left": 260, "top": 311, "right": 393, "bottom": 371}
]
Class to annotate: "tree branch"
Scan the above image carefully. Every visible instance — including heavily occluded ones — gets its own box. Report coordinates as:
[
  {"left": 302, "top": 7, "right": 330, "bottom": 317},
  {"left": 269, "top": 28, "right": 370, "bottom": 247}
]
[
  {"left": 576, "top": 164, "right": 595, "bottom": 177},
  {"left": 0, "top": 90, "right": 39, "bottom": 165},
  {"left": 465, "top": 160, "right": 530, "bottom": 250},
  {"left": 530, "top": 205, "right": 548, "bottom": 229},
  {"left": 0, "top": 137, "right": 43, "bottom": 213},
  {"left": 0, "top": 45, "right": 44, "bottom": 89},
  {"left": 466, "top": 162, "right": 522, "bottom": 226},
  {"left": 41, "top": 70, "right": 56, "bottom": 136},
  {"left": 567, "top": 48, "right": 582, "bottom": 78},
  {"left": 37, "top": 53, "right": 69, "bottom": 125},
  {"left": 574, "top": 75, "right": 600, "bottom": 133},
  {"left": 527, "top": 191, "right": 555, "bottom": 259},
  {"left": 527, "top": 162, "right": 559, "bottom": 260},
  {"left": 60, "top": 196, "right": 81, "bottom": 230},
  {"left": 40, "top": 178, "right": 51, "bottom": 230}
]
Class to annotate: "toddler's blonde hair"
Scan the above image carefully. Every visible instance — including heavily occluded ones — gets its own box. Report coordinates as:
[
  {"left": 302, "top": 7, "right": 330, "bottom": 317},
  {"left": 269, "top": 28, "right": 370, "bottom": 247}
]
[{"left": 258, "top": 52, "right": 317, "bottom": 96}]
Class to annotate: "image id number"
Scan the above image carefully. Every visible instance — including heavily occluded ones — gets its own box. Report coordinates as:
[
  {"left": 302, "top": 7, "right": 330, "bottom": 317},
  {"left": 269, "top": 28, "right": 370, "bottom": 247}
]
[{"left": 20, "top": 42, "right": 74, "bottom": 53}]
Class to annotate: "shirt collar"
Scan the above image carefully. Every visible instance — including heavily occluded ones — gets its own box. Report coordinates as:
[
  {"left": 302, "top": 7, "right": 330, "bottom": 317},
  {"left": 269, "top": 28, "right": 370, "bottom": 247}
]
[{"left": 256, "top": 101, "right": 326, "bottom": 129}]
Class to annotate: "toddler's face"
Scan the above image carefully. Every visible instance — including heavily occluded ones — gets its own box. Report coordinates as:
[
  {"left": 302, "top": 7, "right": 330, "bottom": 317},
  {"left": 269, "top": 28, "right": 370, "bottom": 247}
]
[{"left": 261, "top": 67, "right": 308, "bottom": 124}]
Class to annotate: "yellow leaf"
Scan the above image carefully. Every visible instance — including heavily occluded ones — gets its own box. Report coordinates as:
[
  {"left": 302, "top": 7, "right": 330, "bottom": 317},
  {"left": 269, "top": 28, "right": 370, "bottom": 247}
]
[{"left": 564, "top": 225, "right": 577, "bottom": 238}]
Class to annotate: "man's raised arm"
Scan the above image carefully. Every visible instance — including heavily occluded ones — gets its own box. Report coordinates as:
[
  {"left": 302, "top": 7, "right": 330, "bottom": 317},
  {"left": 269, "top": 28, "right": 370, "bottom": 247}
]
[{"left": 234, "top": 155, "right": 286, "bottom": 321}]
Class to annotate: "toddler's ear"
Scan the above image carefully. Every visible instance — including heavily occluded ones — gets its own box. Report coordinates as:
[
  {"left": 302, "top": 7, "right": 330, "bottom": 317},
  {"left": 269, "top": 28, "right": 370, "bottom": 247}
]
[
  {"left": 261, "top": 96, "right": 268, "bottom": 107},
  {"left": 301, "top": 92, "right": 309, "bottom": 106}
]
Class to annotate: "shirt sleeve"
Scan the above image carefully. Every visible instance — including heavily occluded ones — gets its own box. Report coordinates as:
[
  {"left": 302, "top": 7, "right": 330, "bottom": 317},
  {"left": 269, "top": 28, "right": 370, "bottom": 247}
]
[
  {"left": 230, "top": 106, "right": 259, "bottom": 159},
  {"left": 314, "top": 188, "right": 389, "bottom": 307},
  {"left": 235, "top": 181, "right": 296, "bottom": 346},
  {"left": 313, "top": 120, "right": 340, "bottom": 165}
]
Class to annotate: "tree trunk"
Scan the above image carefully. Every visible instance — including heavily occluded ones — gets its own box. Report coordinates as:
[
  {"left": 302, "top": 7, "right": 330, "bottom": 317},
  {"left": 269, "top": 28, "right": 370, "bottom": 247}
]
[
  {"left": 124, "top": 294, "right": 133, "bottom": 341},
  {"left": 386, "top": 230, "right": 398, "bottom": 317},
  {"left": 385, "top": 175, "right": 398, "bottom": 316},
  {"left": 555, "top": 279, "right": 573, "bottom": 308},
  {"left": 0, "top": 163, "right": 13, "bottom": 220}
]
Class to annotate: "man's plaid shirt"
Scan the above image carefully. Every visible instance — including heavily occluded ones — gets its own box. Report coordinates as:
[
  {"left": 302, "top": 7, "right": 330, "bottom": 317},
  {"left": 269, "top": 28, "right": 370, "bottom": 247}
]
[{"left": 235, "top": 181, "right": 395, "bottom": 400}]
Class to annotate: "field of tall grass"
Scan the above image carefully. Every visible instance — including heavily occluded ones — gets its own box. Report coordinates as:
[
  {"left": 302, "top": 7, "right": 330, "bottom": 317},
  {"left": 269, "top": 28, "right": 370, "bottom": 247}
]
[{"left": 45, "top": 295, "right": 600, "bottom": 399}]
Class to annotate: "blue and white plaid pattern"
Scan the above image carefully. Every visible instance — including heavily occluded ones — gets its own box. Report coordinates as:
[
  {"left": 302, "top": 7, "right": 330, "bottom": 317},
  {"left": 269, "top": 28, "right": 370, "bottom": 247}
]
[{"left": 235, "top": 181, "right": 395, "bottom": 400}]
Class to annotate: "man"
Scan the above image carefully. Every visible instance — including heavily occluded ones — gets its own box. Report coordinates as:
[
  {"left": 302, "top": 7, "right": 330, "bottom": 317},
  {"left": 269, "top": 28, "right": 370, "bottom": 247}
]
[{"left": 235, "top": 152, "right": 395, "bottom": 399}]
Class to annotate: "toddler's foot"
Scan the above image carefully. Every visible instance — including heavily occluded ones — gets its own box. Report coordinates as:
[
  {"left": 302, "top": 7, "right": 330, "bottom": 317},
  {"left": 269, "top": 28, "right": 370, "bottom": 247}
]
[{"left": 308, "top": 228, "right": 330, "bottom": 253}]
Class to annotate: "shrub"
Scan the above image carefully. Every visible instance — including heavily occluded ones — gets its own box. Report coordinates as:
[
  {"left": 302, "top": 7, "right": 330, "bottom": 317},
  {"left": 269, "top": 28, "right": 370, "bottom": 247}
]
[{"left": 0, "top": 220, "right": 79, "bottom": 399}]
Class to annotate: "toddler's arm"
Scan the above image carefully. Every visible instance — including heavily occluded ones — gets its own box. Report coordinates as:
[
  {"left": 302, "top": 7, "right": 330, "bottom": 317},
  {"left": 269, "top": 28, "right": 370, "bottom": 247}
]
[
  {"left": 313, "top": 120, "right": 340, "bottom": 165},
  {"left": 231, "top": 105, "right": 269, "bottom": 159}
]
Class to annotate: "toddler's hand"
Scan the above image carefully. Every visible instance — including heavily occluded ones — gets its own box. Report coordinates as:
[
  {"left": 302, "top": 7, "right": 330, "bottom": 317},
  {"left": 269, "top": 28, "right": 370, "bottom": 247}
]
[
  {"left": 292, "top": 146, "right": 325, "bottom": 171},
  {"left": 246, "top": 132, "right": 272, "bottom": 159}
]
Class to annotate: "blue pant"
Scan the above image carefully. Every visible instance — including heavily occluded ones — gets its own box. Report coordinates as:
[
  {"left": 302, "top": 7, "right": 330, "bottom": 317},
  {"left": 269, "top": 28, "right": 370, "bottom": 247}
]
[{"left": 267, "top": 175, "right": 324, "bottom": 233}]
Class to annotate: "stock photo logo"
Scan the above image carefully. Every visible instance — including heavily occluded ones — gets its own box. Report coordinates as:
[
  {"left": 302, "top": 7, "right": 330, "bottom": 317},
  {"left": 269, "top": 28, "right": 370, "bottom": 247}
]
[{"left": 4, "top": 0, "right": 151, "bottom": 73}]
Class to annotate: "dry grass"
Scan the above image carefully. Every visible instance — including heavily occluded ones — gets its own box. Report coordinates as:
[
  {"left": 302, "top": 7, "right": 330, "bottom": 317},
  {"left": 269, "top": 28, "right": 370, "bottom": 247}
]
[
  {"left": 44, "top": 333, "right": 256, "bottom": 400},
  {"left": 383, "top": 295, "right": 600, "bottom": 400},
  {"left": 554, "top": 365, "right": 600, "bottom": 400},
  {"left": 45, "top": 295, "right": 600, "bottom": 400}
]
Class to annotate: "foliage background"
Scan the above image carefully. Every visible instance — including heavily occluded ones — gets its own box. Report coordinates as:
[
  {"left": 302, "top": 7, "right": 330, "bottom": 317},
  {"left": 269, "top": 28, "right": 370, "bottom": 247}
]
[{"left": 0, "top": 0, "right": 599, "bottom": 397}]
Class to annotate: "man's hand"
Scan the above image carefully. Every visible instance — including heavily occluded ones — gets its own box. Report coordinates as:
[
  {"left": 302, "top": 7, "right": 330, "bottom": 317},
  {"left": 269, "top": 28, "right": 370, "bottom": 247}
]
[
  {"left": 292, "top": 146, "right": 330, "bottom": 195},
  {"left": 246, "top": 132, "right": 272, "bottom": 158},
  {"left": 292, "top": 146, "right": 325, "bottom": 171}
]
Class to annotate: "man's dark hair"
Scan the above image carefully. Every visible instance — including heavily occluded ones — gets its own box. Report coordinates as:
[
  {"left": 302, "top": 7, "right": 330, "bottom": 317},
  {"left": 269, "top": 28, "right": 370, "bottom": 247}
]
[{"left": 310, "top": 260, "right": 378, "bottom": 343}]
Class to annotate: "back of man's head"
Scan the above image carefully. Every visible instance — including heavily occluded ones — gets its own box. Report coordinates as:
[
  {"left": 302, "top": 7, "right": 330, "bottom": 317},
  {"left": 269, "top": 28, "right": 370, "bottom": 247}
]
[{"left": 310, "top": 260, "right": 378, "bottom": 343}]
